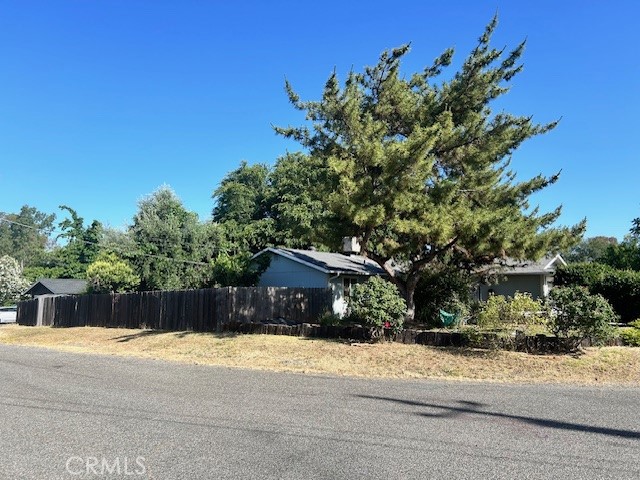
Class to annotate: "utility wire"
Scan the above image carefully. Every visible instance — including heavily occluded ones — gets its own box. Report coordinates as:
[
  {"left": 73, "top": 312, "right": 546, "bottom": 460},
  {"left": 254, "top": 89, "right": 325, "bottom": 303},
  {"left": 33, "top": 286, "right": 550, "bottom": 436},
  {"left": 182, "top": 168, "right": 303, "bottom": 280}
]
[{"left": 0, "top": 215, "right": 209, "bottom": 267}]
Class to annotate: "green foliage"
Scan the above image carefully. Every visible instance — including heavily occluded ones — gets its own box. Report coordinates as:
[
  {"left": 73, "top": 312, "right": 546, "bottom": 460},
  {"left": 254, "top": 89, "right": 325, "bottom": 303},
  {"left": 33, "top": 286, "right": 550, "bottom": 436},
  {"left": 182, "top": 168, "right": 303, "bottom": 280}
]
[
  {"left": 0, "top": 205, "right": 56, "bottom": 267},
  {"left": 22, "top": 265, "right": 65, "bottom": 283},
  {"left": 347, "top": 277, "right": 407, "bottom": 334},
  {"left": 318, "top": 310, "right": 343, "bottom": 326},
  {"left": 0, "top": 255, "right": 30, "bottom": 305},
  {"left": 130, "top": 186, "right": 214, "bottom": 291},
  {"left": 564, "top": 236, "right": 618, "bottom": 264},
  {"left": 619, "top": 319, "right": 640, "bottom": 346},
  {"left": 556, "top": 263, "right": 640, "bottom": 323},
  {"left": 86, "top": 252, "right": 140, "bottom": 293},
  {"left": 414, "top": 265, "right": 473, "bottom": 327},
  {"left": 601, "top": 238, "right": 640, "bottom": 271},
  {"left": 619, "top": 327, "right": 640, "bottom": 347},
  {"left": 548, "top": 286, "right": 617, "bottom": 350},
  {"left": 555, "top": 262, "right": 615, "bottom": 288},
  {"left": 210, "top": 252, "right": 268, "bottom": 287},
  {"left": 54, "top": 205, "right": 104, "bottom": 278},
  {"left": 592, "top": 270, "right": 640, "bottom": 323},
  {"left": 212, "top": 154, "right": 335, "bottom": 251},
  {"left": 275, "top": 17, "right": 584, "bottom": 320},
  {"left": 477, "top": 292, "right": 549, "bottom": 331}
]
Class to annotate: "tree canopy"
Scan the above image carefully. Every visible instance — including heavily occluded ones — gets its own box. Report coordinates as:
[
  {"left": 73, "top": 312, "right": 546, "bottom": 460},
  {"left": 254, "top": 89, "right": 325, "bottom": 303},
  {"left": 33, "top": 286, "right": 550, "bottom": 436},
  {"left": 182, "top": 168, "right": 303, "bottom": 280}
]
[
  {"left": 130, "top": 186, "right": 214, "bottom": 291},
  {"left": 0, "top": 255, "right": 30, "bottom": 305},
  {"left": 276, "top": 17, "right": 584, "bottom": 319}
]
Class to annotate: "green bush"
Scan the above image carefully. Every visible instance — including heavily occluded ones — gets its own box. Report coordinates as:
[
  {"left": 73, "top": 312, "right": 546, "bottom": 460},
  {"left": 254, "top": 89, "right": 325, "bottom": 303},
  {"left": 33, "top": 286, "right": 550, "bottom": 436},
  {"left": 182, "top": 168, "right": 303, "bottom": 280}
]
[
  {"left": 619, "top": 327, "right": 640, "bottom": 347},
  {"left": 318, "top": 310, "right": 343, "bottom": 326},
  {"left": 348, "top": 277, "right": 406, "bottom": 338},
  {"left": 555, "top": 262, "right": 615, "bottom": 288},
  {"left": 591, "top": 270, "right": 640, "bottom": 323},
  {"left": 548, "top": 286, "right": 617, "bottom": 351},
  {"left": 555, "top": 263, "right": 640, "bottom": 323},
  {"left": 477, "top": 292, "right": 549, "bottom": 331},
  {"left": 414, "top": 267, "right": 473, "bottom": 327}
]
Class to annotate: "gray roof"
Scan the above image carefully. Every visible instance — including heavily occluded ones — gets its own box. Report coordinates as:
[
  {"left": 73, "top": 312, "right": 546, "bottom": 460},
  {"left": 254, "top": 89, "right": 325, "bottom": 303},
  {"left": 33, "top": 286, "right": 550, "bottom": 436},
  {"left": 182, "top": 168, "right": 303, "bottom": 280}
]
[
  {"left": 498, "top": 254, "right": 566, "bottom": 275},
  {"left": 24, "top": 278, "right": 88, "bottom": 296},
  {"left": 256, "top": 248, "right": 386, "bottom": 276}
]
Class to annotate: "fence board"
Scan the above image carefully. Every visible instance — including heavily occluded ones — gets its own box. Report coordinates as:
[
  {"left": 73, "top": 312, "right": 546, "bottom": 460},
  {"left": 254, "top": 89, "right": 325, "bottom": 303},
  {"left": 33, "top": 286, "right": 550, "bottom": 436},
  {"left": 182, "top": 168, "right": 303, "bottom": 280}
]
[{"left": 16, "top": 287, "right": 331, "bottom": 332}]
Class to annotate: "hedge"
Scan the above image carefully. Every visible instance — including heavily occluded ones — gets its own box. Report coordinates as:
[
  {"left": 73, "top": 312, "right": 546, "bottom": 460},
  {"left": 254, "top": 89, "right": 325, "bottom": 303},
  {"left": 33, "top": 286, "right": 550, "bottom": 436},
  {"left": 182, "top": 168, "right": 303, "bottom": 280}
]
[{"left": 555, "top": 263, "right": 640, "bottom": 323}]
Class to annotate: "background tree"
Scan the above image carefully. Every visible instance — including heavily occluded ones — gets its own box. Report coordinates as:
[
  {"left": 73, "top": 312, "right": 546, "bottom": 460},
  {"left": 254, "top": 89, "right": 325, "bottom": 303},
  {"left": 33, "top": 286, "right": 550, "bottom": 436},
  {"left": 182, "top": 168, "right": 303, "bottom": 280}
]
[
  {"left": 212, "top": 153, "right": 335, "bottom": 251},
  {"left": 563, "top": 236, "right": 618, "bottom": 264},
  {"left": 86, "top": 252, "right": 140, "bottom": 293},
  {"left": 53, "top": 205, "right": 104, "bottom": 277},
  {"left": 600, "top": 221, "right": 640, "bottom": 271},
  {"left": 0, "top": 206, "right": 55, "bottom": 268},
  {"left": 130, "top": 186, "right": 213, "bottom": 291},
  {"left": 0, "top": 255, "right": 30, "bottom": 305},
  {"left": 276, "top": 17, "right": 584, "bottom": 320}
]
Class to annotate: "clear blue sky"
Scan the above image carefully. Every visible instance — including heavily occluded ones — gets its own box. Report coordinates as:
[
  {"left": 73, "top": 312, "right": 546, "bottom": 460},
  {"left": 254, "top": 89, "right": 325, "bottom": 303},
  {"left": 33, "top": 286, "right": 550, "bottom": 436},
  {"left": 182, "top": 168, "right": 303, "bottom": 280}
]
[{"left": 1, "top": 1, "right": 638, "bottom": 240}]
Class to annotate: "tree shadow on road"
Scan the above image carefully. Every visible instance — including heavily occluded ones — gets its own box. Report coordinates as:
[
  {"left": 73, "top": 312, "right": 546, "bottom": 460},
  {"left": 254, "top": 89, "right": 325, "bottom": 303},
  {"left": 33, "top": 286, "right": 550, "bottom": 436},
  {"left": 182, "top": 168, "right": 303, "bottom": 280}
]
[{"left": 356, "top": 395, "right": 640, "bottom": 440}]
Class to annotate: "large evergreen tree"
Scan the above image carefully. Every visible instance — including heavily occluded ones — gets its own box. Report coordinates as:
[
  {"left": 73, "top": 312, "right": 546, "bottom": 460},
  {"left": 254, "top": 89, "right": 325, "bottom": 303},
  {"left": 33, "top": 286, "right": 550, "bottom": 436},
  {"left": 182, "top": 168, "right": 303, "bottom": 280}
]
[
  {"left": 130, "top": 186, "right": 213, "bottom": 291},
  {"left": 276, "top": 17, "right": 584, "bottom": 320}
]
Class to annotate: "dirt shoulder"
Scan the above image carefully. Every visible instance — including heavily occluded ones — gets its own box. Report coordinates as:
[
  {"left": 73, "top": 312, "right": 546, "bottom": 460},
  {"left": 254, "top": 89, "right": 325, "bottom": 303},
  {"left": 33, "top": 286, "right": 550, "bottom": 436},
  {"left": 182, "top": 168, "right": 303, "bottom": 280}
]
[{"left": 1, "top": 324, "right": 639, "bottom": 385}]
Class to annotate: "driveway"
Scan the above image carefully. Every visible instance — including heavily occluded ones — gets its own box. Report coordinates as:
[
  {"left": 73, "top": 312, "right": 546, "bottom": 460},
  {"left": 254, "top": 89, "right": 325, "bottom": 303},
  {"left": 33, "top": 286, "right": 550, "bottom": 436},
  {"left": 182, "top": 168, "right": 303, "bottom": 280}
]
[{"left": 1, "top": 344, "right": 639, "bottom": 479}]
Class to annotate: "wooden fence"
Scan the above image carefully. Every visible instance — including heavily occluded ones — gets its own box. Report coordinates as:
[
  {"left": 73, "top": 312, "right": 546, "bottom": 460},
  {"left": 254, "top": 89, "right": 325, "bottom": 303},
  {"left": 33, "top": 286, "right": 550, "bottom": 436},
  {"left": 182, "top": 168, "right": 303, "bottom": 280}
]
[{"left": 17, "top": 287, "right": 332, "bottom": 331}]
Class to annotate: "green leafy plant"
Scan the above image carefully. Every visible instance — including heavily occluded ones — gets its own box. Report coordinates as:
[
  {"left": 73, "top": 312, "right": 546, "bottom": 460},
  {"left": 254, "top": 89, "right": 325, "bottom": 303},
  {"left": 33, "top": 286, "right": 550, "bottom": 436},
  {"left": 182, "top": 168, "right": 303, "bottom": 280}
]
[
  {"left": 548, "top": 286, "right": 617, "bottom": 351},
  {"left": 86, "top": 252, "right": 140, "bottom": 294},
  {"left": 477, "top": 292, "right": 549, "bottom": 331},
  {"left": 318, "top": 310, "right": 343, "bottom": 326},
  {"left": 347, "top": 277, "right": 407, "bottom": 340},
  {"left": 619, "top": 319, "right": 640, "bottom": 346}
]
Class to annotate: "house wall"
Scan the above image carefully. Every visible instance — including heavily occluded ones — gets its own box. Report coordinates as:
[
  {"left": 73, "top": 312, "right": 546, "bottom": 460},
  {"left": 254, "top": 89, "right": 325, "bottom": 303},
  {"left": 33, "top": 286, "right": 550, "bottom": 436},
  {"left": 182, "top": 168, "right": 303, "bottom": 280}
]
[
  {"left": 257, "top": 255, "right": 329, "bottom": 288},
  {"left": 478, "top": 274, "right": 545, "bottom": 301},
  {"left": 257, "top": 255, "right": 370, "bottom": 317}
]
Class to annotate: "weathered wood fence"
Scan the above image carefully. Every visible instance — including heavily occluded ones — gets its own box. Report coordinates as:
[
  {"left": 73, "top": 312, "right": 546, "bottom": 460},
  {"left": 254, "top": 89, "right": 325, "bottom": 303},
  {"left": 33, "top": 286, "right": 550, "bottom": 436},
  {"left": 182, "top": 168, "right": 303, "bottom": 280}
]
[{"left": 17, "top": 287, "right": 332, "bottom": 330}]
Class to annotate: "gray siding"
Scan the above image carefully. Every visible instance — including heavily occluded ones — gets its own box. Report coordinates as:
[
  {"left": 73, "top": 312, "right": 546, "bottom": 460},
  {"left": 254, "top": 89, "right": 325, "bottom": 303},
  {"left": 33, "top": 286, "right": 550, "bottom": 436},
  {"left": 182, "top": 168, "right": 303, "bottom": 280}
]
[
  {"left": 479, "top": 274, "right": 544, "bottom": 301},
  {"left": 258, "top": 255, "right": 330, "bottom": 288}
]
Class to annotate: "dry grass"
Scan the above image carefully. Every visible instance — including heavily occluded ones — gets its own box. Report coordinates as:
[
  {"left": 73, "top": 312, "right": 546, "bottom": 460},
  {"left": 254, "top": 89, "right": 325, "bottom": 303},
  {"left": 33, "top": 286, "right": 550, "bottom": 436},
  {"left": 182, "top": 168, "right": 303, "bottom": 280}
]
[{"left": 1, "top": 324, "right": 639, "bottom": 385}]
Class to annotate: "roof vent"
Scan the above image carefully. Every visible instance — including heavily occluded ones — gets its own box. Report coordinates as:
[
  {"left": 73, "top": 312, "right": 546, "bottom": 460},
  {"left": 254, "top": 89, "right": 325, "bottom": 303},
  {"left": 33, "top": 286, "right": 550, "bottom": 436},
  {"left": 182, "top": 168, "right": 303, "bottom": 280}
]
[{"left": 342, "top": 237, "right": 361, "bottom": 255}]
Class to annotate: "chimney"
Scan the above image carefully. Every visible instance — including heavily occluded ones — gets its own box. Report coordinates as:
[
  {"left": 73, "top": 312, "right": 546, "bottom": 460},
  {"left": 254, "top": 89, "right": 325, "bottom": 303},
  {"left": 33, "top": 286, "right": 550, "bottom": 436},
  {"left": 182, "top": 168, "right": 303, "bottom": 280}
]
[{"left": 342, "top": 237, "right": 361, "bottom": 255}]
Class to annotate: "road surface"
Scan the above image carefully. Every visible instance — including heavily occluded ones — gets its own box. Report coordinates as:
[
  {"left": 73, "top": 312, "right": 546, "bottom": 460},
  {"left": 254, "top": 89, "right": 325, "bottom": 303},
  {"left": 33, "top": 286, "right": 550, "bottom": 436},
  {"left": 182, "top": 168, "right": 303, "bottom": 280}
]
[{"left": 1, "top": 344, "right": 639, "bottom": 479}]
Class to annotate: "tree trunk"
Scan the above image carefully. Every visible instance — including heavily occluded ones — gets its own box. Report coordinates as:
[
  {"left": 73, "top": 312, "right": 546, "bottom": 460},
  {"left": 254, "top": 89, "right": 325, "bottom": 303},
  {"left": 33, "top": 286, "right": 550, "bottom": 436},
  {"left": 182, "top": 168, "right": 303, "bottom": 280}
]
[{"left": 403, "top": 275, "right": 419, "bottom": 324}]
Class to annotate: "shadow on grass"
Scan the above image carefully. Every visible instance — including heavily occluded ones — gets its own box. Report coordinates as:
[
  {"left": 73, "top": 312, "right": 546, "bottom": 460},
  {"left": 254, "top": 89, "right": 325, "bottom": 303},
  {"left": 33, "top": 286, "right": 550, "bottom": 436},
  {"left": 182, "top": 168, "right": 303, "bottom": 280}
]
[
  {"left": 113, "top": 330, "right": 238, "bottom": 342},
  {"left": 357, "top": 395, "right": 640, "bottom": 440}
]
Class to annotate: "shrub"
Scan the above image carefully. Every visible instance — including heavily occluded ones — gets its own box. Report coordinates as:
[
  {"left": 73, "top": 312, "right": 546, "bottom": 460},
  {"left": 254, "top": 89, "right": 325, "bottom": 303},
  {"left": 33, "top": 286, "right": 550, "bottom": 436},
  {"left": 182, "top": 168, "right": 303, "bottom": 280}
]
[
  {"left": 477, "top": 292, "right": 549, "bottom": 331},
  {"left": 555, "top": 262, "right": 615, "bottom": 288},
  {"left": 414, "top": 267, "right": 474, "bottom": 327},
  {"left": 86, "top": 253, "right": 140, "bottom": 293},
  {"left": 619, "top": 328, "right": 640, "bottom": 347},
  {"left": 555, "top": 263, "right": 640, "bottom": 323},
  {"left": 548, "top": 286, "right": 617, "bottom": 351},
  {"left": 348, "top": 277, "right": 406, "bottom": 339},
  {"left": 318, "top": 310, "right": 343, "bottom": 326},
  {"left": 590, "top": 270, "right": 640, "bottom": 323}
]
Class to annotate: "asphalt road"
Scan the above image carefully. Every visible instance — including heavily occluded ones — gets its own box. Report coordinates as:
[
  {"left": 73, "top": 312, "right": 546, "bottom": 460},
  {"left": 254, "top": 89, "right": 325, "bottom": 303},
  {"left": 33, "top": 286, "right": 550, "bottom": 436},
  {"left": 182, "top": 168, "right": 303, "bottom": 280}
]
[{"left": 1, "top": 344, "right": 639, "bottom": 479}]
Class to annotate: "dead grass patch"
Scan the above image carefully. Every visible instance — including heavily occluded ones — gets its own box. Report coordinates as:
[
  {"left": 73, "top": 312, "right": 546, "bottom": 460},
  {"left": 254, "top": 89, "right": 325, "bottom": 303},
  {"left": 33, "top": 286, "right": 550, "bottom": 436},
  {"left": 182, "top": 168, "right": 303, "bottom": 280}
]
[{"left": 1, "top": 324, "right": 639, "bottom": 385}]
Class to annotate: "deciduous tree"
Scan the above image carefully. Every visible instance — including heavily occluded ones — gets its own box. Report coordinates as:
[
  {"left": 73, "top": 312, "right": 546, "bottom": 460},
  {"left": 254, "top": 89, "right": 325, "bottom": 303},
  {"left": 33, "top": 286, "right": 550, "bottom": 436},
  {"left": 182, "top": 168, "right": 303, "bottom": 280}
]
[{"left": 0, "top": 255, "right": 30, "bottom": 305}]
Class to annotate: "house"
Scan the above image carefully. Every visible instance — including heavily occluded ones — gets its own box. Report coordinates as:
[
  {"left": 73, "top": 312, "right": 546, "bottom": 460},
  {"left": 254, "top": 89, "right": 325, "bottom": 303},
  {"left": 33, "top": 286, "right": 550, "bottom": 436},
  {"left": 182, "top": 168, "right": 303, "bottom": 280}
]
[
  {"left": 24, "top": 278, "right": 89, "bottom": 298},
  {"left": 252, "top": 245, "right": 385, "bottom": 316},
  {"left": 476, "top": 254, "right": 567, "bottom": 301}
]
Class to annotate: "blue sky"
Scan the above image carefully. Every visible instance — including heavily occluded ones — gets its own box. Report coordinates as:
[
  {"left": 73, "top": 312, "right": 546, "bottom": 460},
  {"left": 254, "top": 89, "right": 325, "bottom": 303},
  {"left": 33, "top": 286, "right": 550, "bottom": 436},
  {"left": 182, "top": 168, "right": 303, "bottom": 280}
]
[{"left": 1, "top": 1, "right": 638, "bottom": 240}]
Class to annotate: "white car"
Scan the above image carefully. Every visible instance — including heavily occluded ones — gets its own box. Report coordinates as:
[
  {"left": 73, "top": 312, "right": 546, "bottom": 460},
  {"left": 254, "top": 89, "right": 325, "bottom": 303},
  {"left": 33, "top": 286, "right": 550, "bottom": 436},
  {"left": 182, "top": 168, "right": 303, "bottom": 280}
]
[{"left": 0, "top": 306, "right": 17, "bottom": 323}]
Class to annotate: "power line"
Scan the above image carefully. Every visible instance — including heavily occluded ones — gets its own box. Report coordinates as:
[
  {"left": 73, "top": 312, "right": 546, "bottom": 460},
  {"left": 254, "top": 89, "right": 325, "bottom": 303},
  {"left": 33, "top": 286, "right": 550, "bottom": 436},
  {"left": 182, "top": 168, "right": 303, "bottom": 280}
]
[{"left": 0, "top": 215, "right": 209, "bottom": 267}]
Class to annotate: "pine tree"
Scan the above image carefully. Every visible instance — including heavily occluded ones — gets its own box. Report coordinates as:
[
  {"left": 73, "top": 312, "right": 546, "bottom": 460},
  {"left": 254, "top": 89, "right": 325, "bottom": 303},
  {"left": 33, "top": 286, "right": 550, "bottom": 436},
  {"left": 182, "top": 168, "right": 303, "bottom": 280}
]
[{"left": 276, "top": 17, "right": 585, "bottom": 320}]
